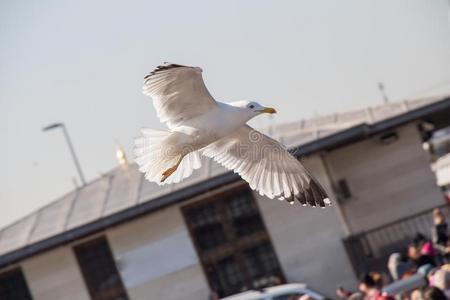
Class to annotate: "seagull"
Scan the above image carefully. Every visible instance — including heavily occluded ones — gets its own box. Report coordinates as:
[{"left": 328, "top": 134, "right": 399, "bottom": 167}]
[{"left": 134, "top": 63, "right": 331, "bottom": 207}]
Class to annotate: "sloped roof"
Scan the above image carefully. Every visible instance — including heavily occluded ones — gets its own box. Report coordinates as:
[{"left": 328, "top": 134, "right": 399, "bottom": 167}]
[{"left": 1, "top": 95, "right": 449, "bottom": 267}]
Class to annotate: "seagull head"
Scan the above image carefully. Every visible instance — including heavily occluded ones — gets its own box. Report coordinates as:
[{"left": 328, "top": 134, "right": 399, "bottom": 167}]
[{"left": 230, "top": 100, "right": 277, "bottom": 120}]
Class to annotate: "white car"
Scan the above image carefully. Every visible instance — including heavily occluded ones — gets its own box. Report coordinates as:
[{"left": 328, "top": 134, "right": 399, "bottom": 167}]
[
  {"left": 220, "top": 283, "right": 328, "bottom": 300},
  {"left": 382, "top": 273, "right": 427, "bottom": 297}
]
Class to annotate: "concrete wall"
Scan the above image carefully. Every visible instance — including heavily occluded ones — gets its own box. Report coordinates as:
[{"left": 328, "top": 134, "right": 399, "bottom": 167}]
[
  {"left": 256, "top": 154, "right": 358, "bottom": 297},
  {"left": 107, "top": 203, "right": 210, "bottom": 300},
  {"left": 21, "top": 247, "right": 90, "bottom": 300},
  {"left": 325, "top": 123, "right": 444, "bottom": 234}
]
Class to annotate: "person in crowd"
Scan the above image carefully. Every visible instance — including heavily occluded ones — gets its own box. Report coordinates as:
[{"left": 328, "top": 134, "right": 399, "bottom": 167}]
[
  {"left": 411, "top": 288, "right": 424, "bottom": 300},
  {"left": 358, "top": 273, "right": 394, "bottom": 300},
  {"left": 388, "top": 252, "right": 414, "bottom": 280},
  {"left": 426, "top": 267, "right": 440, "bottom": 286},
  {"left": 431, "top": 268, "right": 450, "bottom": 298},
  {"left": 432, "top": 209, "right": 449, "bottom": 264},
  {"left": 408, "top": 242, "right": 436, "bottom": 269},
  {"left": 414, "top": 234, "right": 436, "bottom": 258},
  {"left": 369, "top": 272, "right": 384, "bottom": 289},
  {"left": 423, "top": 287, "right": 447, "bottom": 300},
  {"left": 432, "top": 209, "right": 448, "bottom": 248},
  {"left": 440, "top": 264, "right": 450, "bottom": 272}
]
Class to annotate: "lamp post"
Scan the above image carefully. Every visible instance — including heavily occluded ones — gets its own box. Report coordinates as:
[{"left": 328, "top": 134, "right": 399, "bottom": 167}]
[{"left": 43, "top": 123, "right": 86, "bottom": 186}]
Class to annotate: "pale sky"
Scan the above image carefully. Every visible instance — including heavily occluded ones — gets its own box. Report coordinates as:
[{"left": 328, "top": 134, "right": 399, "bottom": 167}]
[{"left": 1, "top": 0, "right": 450, "bottom": 228}]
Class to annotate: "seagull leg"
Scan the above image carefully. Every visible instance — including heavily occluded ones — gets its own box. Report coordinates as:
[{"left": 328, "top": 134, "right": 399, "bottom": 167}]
[{"left": 161, "top": 155, "right": 184, "bottom": 182}]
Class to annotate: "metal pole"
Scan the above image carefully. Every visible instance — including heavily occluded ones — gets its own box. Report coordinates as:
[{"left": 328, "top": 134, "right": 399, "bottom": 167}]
[{"left": 60, "top": 124, "right": 86, "bottom": 185}]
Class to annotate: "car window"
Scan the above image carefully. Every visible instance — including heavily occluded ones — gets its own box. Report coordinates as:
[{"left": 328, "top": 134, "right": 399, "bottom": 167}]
[{"left": 272, "top": 293, "right": 304, "bottom": 300}]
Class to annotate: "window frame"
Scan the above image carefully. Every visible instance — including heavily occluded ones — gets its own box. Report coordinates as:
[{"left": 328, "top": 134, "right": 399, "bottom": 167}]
[{"left": 182, "top": 182, "right": 285, "bottom": 297}]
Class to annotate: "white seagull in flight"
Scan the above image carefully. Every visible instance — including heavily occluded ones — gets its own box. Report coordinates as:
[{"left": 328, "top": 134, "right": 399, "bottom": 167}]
[{"left": 134, "top": 63, "right": 331, "bottom": 207}]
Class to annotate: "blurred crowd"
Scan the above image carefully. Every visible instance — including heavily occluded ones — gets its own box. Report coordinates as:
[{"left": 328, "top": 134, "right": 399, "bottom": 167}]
[{"left": 337, "top": 208, "right": 450, "bottom": 300}]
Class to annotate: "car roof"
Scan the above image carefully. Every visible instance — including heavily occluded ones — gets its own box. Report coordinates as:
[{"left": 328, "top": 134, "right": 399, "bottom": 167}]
[
  {"left": 221, "top": 290, "right": 263, "bottom": 300},
  {"left": 263, "top": 283, "right": 308, "bottom": 294},
  {"left": 221, "top": 283, "right": 321, "bottom": 300}
]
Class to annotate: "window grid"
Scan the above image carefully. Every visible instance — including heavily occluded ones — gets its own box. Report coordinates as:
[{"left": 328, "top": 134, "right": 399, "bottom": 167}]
[{"left": 183, "top": 185, "right": 284, "bottom": 297}]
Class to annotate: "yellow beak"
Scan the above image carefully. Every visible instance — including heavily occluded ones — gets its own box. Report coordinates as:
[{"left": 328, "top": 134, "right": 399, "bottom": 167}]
[{"left": 258, "top": 107, "right": 277, "bottom": 114}]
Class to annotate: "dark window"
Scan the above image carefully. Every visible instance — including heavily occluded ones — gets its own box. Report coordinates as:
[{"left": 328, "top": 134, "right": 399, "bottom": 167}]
[
  {"left": 243, "top": 243, "right": 281, "bottom": 278},
  {"left": 183, "top": 184, "right": 284, "bottom": 297},
  {"left": 214, "top": 257, "right": 244, "bottom": 294},
  {"left": 187, "top": 202, "right": 227, "bottom": 251},
  {"left": 0, "top": 268, "right": 33, "bottom": 300},
  {"left": 229, "top": 193, "right": 265, "bottom": 237},
  {"left": 74, "top": 237, "right": 128, "bottom": 300}
]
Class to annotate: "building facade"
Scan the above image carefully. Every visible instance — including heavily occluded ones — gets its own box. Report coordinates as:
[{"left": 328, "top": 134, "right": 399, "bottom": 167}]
[{"left": 1, "top": 96, "right": 449, "bottom": 300}]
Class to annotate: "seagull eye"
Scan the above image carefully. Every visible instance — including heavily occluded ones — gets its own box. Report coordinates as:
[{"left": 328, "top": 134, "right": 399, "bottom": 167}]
[{"left": 249, "top": 105, "right": 255, "bottom": 109}]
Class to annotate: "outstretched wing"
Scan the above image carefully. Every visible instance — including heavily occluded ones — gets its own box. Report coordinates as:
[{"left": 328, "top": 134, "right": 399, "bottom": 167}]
[
  {"left": 201, "top": 125, "right": 331, "bottom": 207},
  {"left": 143, "top": 63, "right": 217, "bottom": 129}
]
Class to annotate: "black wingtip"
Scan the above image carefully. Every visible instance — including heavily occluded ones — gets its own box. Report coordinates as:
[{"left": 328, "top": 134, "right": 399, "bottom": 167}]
[
  {"left": 144, "top": 63, "right": 187, "bottom": 81},
  {"left": 285, "top": 179, "right": 330, "bottom": 208}
]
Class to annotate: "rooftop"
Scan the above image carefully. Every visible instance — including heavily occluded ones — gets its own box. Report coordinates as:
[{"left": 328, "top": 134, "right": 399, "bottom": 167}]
[{"left": 1, "top": 94, "right": 449, "bottom": 268}]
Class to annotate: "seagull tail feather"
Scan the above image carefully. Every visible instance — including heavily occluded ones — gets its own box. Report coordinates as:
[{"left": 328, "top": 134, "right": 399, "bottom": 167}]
[{"left": 134, "top": 128, "right": 201, "bottom": 185}]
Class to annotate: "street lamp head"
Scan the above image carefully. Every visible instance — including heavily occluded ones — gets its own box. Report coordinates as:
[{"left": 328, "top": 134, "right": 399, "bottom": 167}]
[
  {"left": 41, "top": 122, "right": 86, "bottom": 185},
  {"left": 42, "top": 123, "right": 64, "bottom": 132}
]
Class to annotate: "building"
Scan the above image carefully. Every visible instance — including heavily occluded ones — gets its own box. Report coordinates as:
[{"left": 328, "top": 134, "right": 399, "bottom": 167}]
[{"left": 1, "top": 95, "right": 450, "bottom": 300}]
